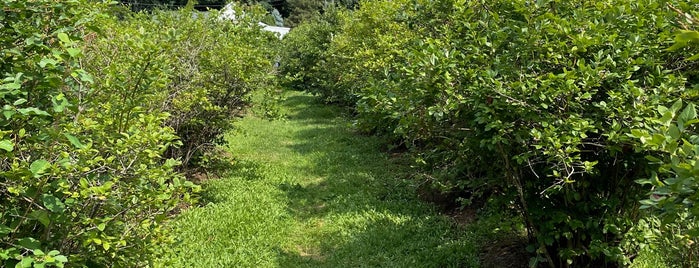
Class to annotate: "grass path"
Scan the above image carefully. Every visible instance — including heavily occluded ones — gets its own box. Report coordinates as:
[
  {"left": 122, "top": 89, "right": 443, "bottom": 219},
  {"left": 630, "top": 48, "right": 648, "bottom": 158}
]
[{"left": 162, "top": 91, "right": 480, "bottom": 267}]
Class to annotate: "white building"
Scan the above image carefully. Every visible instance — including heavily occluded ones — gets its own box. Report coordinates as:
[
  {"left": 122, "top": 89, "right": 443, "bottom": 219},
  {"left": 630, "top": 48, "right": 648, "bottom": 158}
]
[
  {"left": 258, "top": 22, "right": 291, "bottom": 39},
  {"left": 220, "top": 3, "right": 291, "bottom": 39}
]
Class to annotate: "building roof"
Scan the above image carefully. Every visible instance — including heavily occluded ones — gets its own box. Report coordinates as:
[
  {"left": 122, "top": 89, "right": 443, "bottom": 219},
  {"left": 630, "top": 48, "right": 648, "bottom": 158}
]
[{"left": 258, "top": 22, "right": 291, "bottom": 39}]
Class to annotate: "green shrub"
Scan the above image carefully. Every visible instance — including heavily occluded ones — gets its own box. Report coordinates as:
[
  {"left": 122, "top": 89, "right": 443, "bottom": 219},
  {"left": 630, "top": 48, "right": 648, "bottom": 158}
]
[
  {"left": 279, "top": 8, "right": 343, "bottom": 99},
  {"left": 1, "top": 1, "right": 276, "bottom": 266},
  {"left": 87, "top": 4, "right": 279, "bottom": 171},
  {"left": 282, "top": 0, "right": 699, "bottom": 265},
  {"left": 628, "top": 14, "right": 699, "bottom": 264},
  {"left": 1, "top": 0, "right": 194, "bottom": 267},
  {"left": 1, "top": 0, "right": 99, "bottom": 266},
  {"left": 113, "top": 7, "right": 279, "bottom": 170}
]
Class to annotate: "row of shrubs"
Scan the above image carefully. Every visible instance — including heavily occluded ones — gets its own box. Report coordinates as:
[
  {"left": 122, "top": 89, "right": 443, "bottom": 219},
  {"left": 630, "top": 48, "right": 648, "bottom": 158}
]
[
  {"left": 280, "top": 0, "right": 699, "bottom": 266},
  {"left": 1, "top": 1, "right": 277, "bottom": 267}
]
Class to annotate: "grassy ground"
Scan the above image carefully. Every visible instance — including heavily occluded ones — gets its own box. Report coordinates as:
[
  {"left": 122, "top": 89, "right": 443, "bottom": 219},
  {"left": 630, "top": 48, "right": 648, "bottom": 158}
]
[{"left": 159, "top": 91, "right": 484, "bottom": 267}]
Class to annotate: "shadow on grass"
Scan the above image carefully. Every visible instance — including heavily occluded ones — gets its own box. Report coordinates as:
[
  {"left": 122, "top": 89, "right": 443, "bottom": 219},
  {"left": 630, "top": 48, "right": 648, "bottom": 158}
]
[
  {"left": 275, "top": 93, "right": 478, "bottom": 267},
  {"left": 276, "top": 218, "right": 476, "bottom": 267},
  {"left": 283, "top": 94, "right": 350, "bottom": 124}
]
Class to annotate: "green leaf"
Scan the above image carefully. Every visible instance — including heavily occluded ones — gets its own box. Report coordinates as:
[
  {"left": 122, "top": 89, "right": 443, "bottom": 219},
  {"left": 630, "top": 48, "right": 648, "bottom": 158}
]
[
  {"left": 30, "top": 159, "right": 50, "bottom": 177},
  {"left": 651, "top": 133, "right": 666, "bottom": 145},
  {"left": 13, "top": 98, "right": 27, "bottom": 106},
  {"left": 17, "top": 237, "right": 41, "bottom": 250},
  {"left": 635, "top": 178, "right": 654, "bottom": 185},
  {"left": 39, "top": 58, "right": 59, "bottom": 68},
  {"left": 66, "top": 48, "right": 81, "bottom": 58},
  {"left": 3, "top": 110, "right": 16, "bottom": 120},
  {"left": 680, "top": 103, "right": 697, "bottom": 123},
  {"left": 42, "top": 194, "right": 65, "bottom": 213},
  {"left": 52, "top": 93, "right": 70, "bottom": 113},
  {"left": 17, "top": 256, "right": 34, "bottom": 268},
  {"left": 644, "top": 155, "right": 663, "bottom": 163},
  {"left": 54, "top": 255, "right": 68, "bottom": 263},
  {"left": 0, "top": 82, "right": 21, "bottom": 90},
  {"left": 659, "top": 111, "right": 674, "bottom": 126},
  {"left": 0, "top": 224, "right": 11, "bottom": 237},
  {"left": 669, "top": 124, "right": 681, "bottom": 140},
  {"left": 17, "top": 107, "right": 50, "bottom": 116},
  {"left": 639, "top": 199, "right": 656, "bottom": 206},
  {"left": 685, "top": 118, "right": 699, "bottom": 125},
  {"left": 671, "top": 99, "right": 683, "bottom": 114},
  {"left": 629, "top": 129, "right": 647, "bottom": 139},
  {"left": 63, "top": 133, "right": 85, "bottom": 149},
  {"left": 677, "top": 30, "right": 699, "bottom": 43},
  {"left": 29, "top": 210, "right": 50, "bottom": 227},
  {"left": 57, "top": 32, "right": 71, "bottom": 43},
  {"left": 74, "top": 70, "right": 94, "bottom": 84},
  {"left": 667, "top": 30, "right": 699, "bottom": 52},
  {"left": 0, "top": 140, "right": 13, "bottom": 152}
]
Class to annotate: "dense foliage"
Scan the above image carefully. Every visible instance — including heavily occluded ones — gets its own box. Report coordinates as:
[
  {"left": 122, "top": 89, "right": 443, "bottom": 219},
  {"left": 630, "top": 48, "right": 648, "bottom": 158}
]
[
  {"left": 1, "top": 1, "right": 276, "bottom": 267},
  {"left": 277, "top": 0, "right": 358, "bottom": 27},
  {"left": 84, "top": 6, "right": 278, "bottom": 170},
  {"left": 116, "top": 0, "right": 356, "bottom": 27},
  {"left": 279, "top": 8, "right": 340, "bottom": 94},
  {"left": 280, "top": 0, "right": 699, "bottom": 266},
  {"left": 118, "top": 0, "right": 228, "bottom": 11}
]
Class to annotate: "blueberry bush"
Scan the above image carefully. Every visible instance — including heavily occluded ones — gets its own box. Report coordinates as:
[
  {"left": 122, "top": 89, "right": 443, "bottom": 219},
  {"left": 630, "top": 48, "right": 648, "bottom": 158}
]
[
  {"left": 279, "top": 0, "right": 699, "bottom": 266},
  {"left": 1, "top": 1, "right": 277, "bottom": 266}
]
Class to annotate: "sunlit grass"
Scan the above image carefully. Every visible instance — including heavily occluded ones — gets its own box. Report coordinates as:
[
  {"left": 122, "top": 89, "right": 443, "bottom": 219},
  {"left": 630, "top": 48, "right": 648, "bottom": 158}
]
[{"left": 160, "top": 91, "right": 483, "bottom": 267}]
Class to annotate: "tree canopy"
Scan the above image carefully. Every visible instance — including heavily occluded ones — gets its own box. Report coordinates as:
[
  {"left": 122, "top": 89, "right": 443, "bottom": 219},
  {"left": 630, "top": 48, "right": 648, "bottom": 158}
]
[{"left": 116, "top": 0, "right": 357, "bottom": 27}]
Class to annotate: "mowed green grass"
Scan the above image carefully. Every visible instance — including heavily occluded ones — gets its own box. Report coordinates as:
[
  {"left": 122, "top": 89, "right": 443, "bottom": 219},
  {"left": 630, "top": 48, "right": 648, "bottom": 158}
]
[{"left": 160, "top": 91, "right": 480, "bottom": 267}]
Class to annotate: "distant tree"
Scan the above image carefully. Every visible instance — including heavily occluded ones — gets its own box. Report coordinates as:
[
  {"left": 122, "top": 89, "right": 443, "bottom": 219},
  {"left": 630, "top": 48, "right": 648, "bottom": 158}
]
[
  {"left": 338, "top": 0, "right": 358, "bottom": 9},
  {"left": 283, "top": 0, "right": 358, "bottom": 27},
  {"left": 115, "top": 0, "right": 355, "bottom": 26},
  {"left": 271, "top": 8, "right": 284, "bottom": 26},
  {"left": 117, "top": 0, "right": 228, "bottom": 11},
  {"left": 284, "top": 0, "right": 323, "bottom": 27}
]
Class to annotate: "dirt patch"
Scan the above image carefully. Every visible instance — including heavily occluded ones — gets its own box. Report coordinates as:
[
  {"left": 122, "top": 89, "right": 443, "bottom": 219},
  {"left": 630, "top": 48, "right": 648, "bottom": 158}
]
[
  {"left": 416, "top": 179, "right": 483, "bottom": 227},
  {"left": 446, "top": 207, "right": 478, "bottom": 227},
  {"left": 189, "top": 172, "right": 211, "bottom": 183},
  {"left": 294, "top": 245, "right": 326, "bottom": 262},
  {"left": 479, "top": 237, "right": 530, "bottom": 268},
  {"left": 416, "top": 181, "right": 463, "bottom": 211},
  {"left": 416, "top": 179, "right": 530, "bottom": 267}
]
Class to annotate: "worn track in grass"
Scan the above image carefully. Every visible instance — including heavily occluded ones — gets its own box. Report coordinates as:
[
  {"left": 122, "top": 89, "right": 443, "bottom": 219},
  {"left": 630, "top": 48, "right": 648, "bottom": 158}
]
[{"left": 161, "top": 91, "right": 479, "bottom": 267}]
